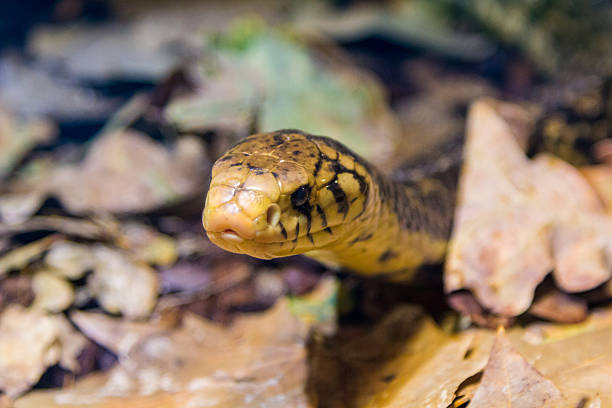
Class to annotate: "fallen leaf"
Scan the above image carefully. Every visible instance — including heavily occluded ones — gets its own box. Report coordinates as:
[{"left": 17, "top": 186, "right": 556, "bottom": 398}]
[
  {"left": 45, "top": 241, "right": 97, "bottom": 280},
  {"left": 0, "top": 192, "right": 46, "bottom": 226},
  {"left": 0, "top": 305, "right": 86, "bottom": 398},
  {"left": 581, "top": 165, "right": 612, "bottom": 213},
  {"left": 308, "top": 306, "right": 495, "bottom": 408},
  {"left": 29, "top": 0, "right": 289, "bottom": 81},
  {"left": 469, "top": 328, "right": 567, "bottom": 408},
  {"left": 88, "top": 245, "right": 160, "bottom": 319},
  {"left": 294, "top": 1, "right": 494, "bottom": 61},
  {"left": 71, "top": 310, "right": 179, "bottom": 356},
  {"left": 529, "top": 287, "right": 587, "bottom": 323},
  {"left": 446, "top": 99, "right": 612, "bottom": 316},
  {"left": 509, "top": 317, "right": 612, "bottom": 406},
  {"left": 116, "top": 222, "right": 178, "bottom": 267},
  {"left": 0, "top": 275, "right": 34, "bottom": 312},
  {"left": 0, "top": 56, "right": 118, "bottom": 120},
  {"left": 0, "top": 235, "right": 58, "bottom": 278},
  {"left": 15, "top": 299, "right": 310, "bottom": 407},
  {"left": 0, "top": 106, "right": 55, "bottom": 180},
  {"left": 31, "top": 270, "right": 74, "bottom": 312},
  {"left": 51, "top": 131, "right": 208, "bottom": 214}
]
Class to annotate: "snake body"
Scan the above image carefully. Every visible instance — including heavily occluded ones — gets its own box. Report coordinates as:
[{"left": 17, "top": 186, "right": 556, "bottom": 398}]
[
  {"left": 203, "top": 80, "right": 610, "bottom": 279},
  {"left": 203, "top": 130, "right": 456, "bottom": 280}
]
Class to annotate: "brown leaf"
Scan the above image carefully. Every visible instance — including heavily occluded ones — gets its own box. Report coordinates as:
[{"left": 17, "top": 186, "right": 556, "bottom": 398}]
[
  {"left": 446, "top": 99, "right": 612, "bottom": 316},
  {"left": 0, "top": 106, "right": 55, "bottom": 180},
  {"left": 15, "top": 299, "right": 310, "bottom": 408},
  {"left": 581, "top": 165, "right": 612, "bottom": 214},
  {"left": 529, "top": 287, "right": 587, "bottom": 323},
  {"left": 0, "top": 235, "right": 59, "bottom": 278},
  {"left": 88, "top": 245, "right": 160, "bottom": 319},
  {"left": 31, "top": 270, "right": 74, "bottom": 312},
  {"left": 51, "top": 131, "right": 208, "bottom": 214},
  {"left": 71, "top": 310, "right": 179, "bottom": 356},
  {"left": 308, "top": 306, "right": 495, "bottom": 408},
  {"left": 509, "top": 314, "right": 612, "bottom": 406},
  {"left": 0, "top": 305, "right": 87, "bottom": 398},
  {"left": 116, "top": 222, "right": 178, "bottom": 267},
  {"left": 469, "top": 328, "right": 568, "bottom": 408}
]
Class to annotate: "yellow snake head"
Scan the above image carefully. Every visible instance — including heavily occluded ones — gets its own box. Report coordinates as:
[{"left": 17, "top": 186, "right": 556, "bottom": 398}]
[{"left": 203, "top": 130, "right": 373, "bottom": 260}]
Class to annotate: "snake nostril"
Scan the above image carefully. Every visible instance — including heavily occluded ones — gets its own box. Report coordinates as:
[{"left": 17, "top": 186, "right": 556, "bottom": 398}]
[{"left": 266, "top": 204, "right": 281, "bottom": 227}]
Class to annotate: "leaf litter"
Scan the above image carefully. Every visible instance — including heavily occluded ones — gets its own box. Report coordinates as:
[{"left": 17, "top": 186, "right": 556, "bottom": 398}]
[{"left": 1, "top": 6, "right": 612, "bottom": 407}]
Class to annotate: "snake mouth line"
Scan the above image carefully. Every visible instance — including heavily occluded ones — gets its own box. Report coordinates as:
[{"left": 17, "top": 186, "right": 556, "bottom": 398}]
[{"left": 209, "top": 223, "right": 341, "bottom": 245}]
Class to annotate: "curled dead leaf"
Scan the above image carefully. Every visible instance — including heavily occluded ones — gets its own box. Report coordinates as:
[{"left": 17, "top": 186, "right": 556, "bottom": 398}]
[
  {"left": 88, "top": 245, "right": 159, "bottom": 319},
  {"left": 15, "top": 299, "right": 310, "bottom": 408},
  {"left": 0, "top": 305, "right": 86, "bottom": 398},
  {"left": 446, "top": 99, "right": 612, "bottom": 316}
]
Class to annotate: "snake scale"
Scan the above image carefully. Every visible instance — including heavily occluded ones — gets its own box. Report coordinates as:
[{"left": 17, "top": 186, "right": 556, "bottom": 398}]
[{"left": 202, "top": 79, "right": 611, "bottom": 281}]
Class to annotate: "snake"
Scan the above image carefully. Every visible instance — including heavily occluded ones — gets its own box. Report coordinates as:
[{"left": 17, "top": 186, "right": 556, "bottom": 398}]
[{"left": 202, "top": 79, "right": 611, "bottom": 281}]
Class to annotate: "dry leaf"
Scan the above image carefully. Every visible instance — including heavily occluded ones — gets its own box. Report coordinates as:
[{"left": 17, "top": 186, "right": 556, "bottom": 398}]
[
  {"left": 45, "top": 241, "right": 97, "bottom": 280},
  {"left": 0, "top": 106, "right": 55, "bottom": 180},
  {"left": 88, "top": 245, "right": 160, "bottom": 319},
  {"left": 0, "top": 305, "right": 86, "bottom": 398},
  {"left": 0, "top": 235, "right": 58, "bottom": 278},
  {"left": 469, "top": 328, "right": 567, "bottom": 408},
  {"left": 446, "top": 99, "right": 612, "bottom": 316},
  {"left": 51, "top": 131, "right": 207, "bottom": 214},
  {"left": 0, "top": 192, "right": 46, "bottom": 226},
  {"left": 308, "top": 306, "right": 494, "bottom": 408},
  {"left": 15, "top": 299, "right": 310, "bottom": 407},
  {"left": 116, "top": 222, "right": 178, "bottom": 267},
  {"left": 71, "top": 310, "right": 179, "bottom": 356},
  {"left": 31, "top": 270, "right": 74, "bottom": 312},
  {"left": 581, "top": 165, "right": 612, "bottom": 213},
  {"left": 529, "top": 287, "right": 587, "bottom": 323},
  {"left": 510, "top": 321, "right": 612, "bottom": 406}
]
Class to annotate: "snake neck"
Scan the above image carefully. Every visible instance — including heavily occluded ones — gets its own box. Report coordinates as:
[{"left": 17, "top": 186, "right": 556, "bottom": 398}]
[{"left": 306, "top": 167, "right": 455, "bottom": 279}]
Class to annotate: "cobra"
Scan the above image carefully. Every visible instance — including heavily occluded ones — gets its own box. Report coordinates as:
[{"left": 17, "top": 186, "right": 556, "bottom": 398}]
[{"left": 202, "top": 130, "right": 456, "bottom": 281}]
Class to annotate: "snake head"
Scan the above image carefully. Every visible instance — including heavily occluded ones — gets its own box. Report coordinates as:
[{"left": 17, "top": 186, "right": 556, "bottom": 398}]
[{"left": 203, "top": 130, "right": 371, "bottom": 259}]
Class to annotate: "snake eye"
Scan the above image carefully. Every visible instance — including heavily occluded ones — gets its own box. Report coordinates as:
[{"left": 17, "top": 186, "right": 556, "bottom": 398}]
[{"left": 291, "top": 185, "right": 310, "bottom": 207}]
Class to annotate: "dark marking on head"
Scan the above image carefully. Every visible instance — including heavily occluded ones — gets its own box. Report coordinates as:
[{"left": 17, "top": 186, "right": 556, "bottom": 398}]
[
  {"left": 324, "top": 227, "right": 333, "bottom": 235},
  {"left": 229, "top": 162, "right": 243, "bottom": 167},
  {"left": 326, "top": 179, "right": 349, "bottom": 218},
  {"left": 293, "top": 222, "right": 300, "bottom": 243},
  {"left": 378, "top": 250, "right": 398, "bottom": 263},
  {"left": 272, "top": 134, "right": 285, "bottom": 146},
  {"left": 316, "top": 205, "right": 328, "bottom": 228},
  {"left": 271, "top": 171, "right": 279, "bottom": 178},
  {"left": 292, "top": 150, "right": 301, "bottom": 155},
  {"left": 247, "top": 163, "right": 263, "bottom": 171},
  {"left": 308, "top": 234, "right": 314, "bottom": 245},
  {"left": 279, "top": 222, "right": 287, "bottom": 239},
  {"left": 313, "top": 155, "right": 323, "bottom": 178}
]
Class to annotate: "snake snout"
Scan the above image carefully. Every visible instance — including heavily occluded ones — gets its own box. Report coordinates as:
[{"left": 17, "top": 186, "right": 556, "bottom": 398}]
[
  {"left": 203, "top": 182, "right": 283, "bottom": 242},
  {"left": 203, "top": 201, "right": 256, "bottom": 241}
]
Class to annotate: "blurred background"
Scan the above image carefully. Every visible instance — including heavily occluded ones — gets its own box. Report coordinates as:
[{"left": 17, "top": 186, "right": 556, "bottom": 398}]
[{"left": 0, "top": 0, "right": 611, "bottom": 406}]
